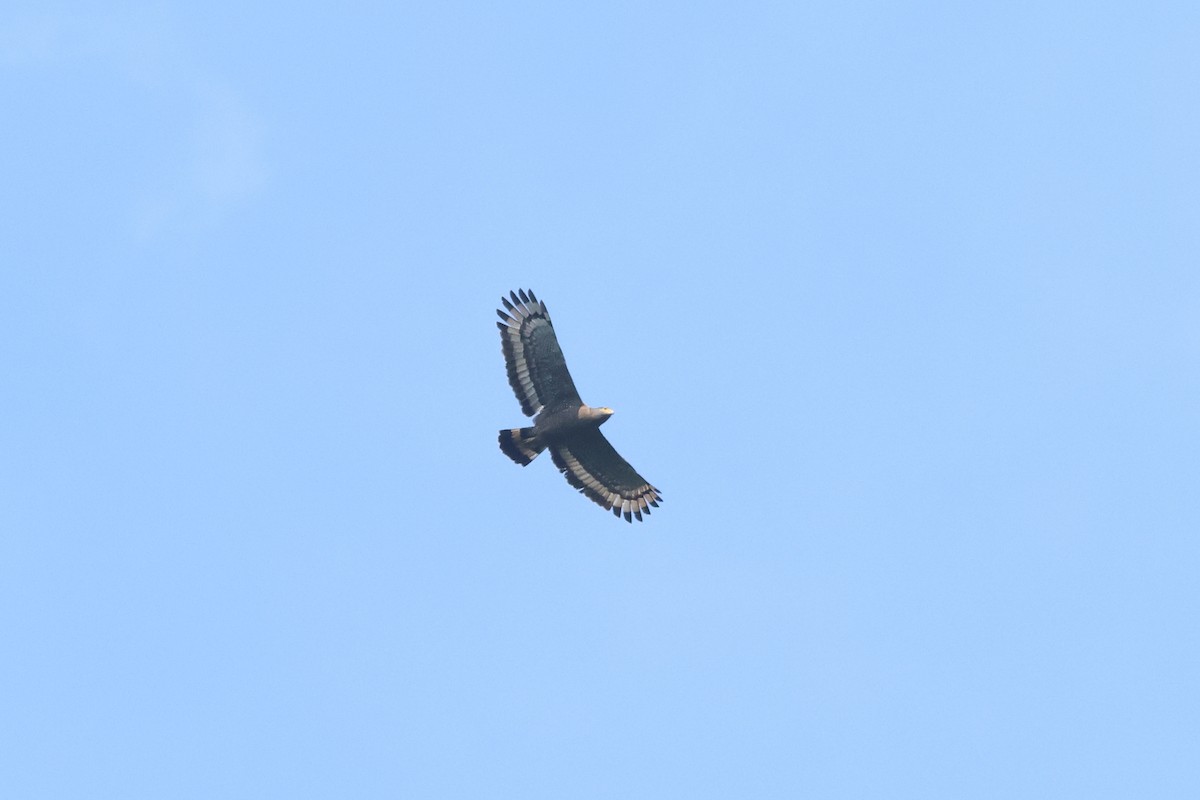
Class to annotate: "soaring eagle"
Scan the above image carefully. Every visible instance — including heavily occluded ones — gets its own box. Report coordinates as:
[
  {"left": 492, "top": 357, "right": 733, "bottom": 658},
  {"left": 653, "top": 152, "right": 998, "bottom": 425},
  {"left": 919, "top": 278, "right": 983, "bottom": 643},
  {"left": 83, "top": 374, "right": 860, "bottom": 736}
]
[{"left": 496, "top": 289, "right": 662, "bottom": 522}]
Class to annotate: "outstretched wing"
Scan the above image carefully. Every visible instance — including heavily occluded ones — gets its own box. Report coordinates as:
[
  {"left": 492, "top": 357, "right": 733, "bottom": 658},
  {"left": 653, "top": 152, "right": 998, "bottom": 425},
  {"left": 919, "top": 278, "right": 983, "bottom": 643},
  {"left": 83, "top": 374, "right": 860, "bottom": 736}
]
[
  {"left": 497, "top": 289, "right": 582, "bottom": 417},
  {"left": 550, "top": 428, "right": 663, "bottom": 522}
]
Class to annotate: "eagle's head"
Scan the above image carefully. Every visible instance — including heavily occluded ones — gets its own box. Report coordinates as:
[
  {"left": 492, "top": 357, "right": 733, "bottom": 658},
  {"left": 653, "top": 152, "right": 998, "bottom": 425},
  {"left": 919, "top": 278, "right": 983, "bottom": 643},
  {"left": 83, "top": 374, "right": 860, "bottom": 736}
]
[{"left": 580, "top": 405, "right": 615, "bottom": 425}]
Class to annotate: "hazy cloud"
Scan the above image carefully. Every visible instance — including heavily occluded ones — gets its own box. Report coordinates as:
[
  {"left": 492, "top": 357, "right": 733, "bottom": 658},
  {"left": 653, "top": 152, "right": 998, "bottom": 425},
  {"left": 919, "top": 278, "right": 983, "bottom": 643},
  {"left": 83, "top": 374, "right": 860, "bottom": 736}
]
[
  {"left": 3, "top": 8, "right": 268, "bottom": 241},
  {"left": 134, "top": 83, "right": 269, "bottom": 240}
]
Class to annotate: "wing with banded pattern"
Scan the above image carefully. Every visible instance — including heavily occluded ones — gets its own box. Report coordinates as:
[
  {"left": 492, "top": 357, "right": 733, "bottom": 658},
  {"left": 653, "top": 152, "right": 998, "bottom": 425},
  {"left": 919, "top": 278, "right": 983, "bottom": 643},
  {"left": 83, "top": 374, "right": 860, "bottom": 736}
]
[
  {"left": 497, "top": 289, "right": 582, "bottom": 417},
  {"left": 550, "top": 428, "right": 662, "bottom": 523}
]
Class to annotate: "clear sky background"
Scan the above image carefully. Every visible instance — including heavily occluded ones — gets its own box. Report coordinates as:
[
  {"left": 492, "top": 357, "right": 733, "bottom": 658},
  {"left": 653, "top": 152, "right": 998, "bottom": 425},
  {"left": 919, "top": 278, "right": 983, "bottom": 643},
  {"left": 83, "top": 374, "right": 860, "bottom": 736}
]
[{"left": 2, "top": 3, "right": 1197, "bottom": 798}]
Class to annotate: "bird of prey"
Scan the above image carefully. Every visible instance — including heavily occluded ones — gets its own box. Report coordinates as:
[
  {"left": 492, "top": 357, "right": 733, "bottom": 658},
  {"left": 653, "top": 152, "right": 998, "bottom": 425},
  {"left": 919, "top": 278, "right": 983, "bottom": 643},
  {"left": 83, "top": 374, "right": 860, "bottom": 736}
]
[{"left": 496, "top": 289, "right": 662, "bottom": 522}]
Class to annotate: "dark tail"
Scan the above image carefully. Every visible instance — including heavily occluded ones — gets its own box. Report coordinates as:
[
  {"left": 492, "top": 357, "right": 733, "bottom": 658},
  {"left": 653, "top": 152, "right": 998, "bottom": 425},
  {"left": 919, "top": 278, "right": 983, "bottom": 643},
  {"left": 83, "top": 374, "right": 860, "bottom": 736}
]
[{"left": 499, "top": 427, "right": 545, "bottom": 465}]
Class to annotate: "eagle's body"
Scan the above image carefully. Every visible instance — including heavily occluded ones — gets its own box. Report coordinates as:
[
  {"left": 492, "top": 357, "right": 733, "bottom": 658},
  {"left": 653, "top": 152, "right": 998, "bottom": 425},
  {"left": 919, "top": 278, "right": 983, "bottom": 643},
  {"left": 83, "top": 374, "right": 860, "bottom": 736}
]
[
  {"left": 534, "top": 404, "right": 612, "bottom": 440},
  {"left": 496, "top": 289, "right": 662, "bottom": 522}
]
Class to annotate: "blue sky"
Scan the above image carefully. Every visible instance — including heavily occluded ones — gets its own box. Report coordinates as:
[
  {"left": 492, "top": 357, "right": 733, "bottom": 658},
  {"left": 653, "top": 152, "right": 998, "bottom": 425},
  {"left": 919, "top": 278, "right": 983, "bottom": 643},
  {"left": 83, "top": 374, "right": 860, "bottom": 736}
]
[{"left": 2, "top": 3, "right": 1197, "bottom": 797}]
